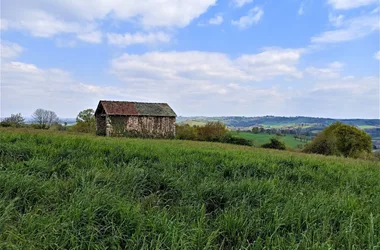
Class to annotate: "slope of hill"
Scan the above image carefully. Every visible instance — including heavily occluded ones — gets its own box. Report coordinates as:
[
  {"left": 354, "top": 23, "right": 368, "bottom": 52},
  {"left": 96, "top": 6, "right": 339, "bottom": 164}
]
[
  {"left": 177, "top": 116, "right": 379, "bottom": 129},
  {"left": 230, "top": 131, "right": 307, "bottom": 149},
  {"left": 1, "top": 128, "right": 379, "bottom": 249}
]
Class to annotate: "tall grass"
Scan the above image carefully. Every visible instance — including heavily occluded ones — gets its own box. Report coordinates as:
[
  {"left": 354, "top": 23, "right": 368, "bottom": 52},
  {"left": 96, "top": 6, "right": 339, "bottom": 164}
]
[{"left": 0, "top": 128, "right": 379, "bottom": 249}]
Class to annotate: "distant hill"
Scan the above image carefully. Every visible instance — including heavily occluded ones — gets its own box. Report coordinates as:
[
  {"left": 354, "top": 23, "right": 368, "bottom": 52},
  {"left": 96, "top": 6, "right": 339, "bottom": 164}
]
[{"left": 177, "top": 116, "right": 380, "bottom": 129}]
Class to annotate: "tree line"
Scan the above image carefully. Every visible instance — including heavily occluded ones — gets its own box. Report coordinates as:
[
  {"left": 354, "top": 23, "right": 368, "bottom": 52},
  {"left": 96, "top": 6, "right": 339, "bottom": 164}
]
[{"left": 0, "top": 108, "right": 96, "bottom": 133}]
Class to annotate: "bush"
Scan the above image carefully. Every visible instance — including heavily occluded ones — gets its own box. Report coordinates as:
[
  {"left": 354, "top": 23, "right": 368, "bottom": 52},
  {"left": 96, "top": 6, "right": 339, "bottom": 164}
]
[
  {"left": 175, "top": 124, "right": 198, "bottom": 140},
  {"left": 49, "top": 123, "right": 67, "bottom": 131},
  {"left": 197, "top": 122, "right": 228, "bottom": 142},
  {"left": 261, "top": 138, "right": 286, "bottom": 150},
  {"left": 176, "top": 123, "right": 252, "bottom": 146},
  {"left": 0, "top": 113, "right": 25, "bottom": 128},
  {"left": 221, "top": 134, "right": 253, "bottom": 146},
  {"left": 71, "top": 109, "right": 96, "bottom": 134},
  {"left": 303, "top": 122, "right": 372, "bottom": 158}
]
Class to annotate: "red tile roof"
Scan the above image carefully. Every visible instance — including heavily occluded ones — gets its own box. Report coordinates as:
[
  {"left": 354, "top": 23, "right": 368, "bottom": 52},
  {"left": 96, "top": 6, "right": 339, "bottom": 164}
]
[{"left": 95, "top": 100, "right": 176, "bottom": 117}]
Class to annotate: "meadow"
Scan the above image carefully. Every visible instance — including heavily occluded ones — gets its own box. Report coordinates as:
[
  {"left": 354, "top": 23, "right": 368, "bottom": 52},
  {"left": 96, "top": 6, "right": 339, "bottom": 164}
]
[
  {"left": 230, "top": 131, "right": 307, "bottom": 149},
  {"left": 0, "top": 128, "right": 379, "bottom": 249}
]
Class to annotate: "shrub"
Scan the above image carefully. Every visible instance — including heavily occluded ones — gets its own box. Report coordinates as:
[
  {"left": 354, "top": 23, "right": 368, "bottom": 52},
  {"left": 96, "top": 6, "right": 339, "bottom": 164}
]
[
  {"left": 303, "top": 122, "right": 372, "bottom": 158},
  {"left": 221, "top": 134, "right": 253, "bottom": 146},
  {"left": 197, "top": 122, "right": 228, "bottom": 142},
  {"left": 175, "top": 124, "right": 198, "bottom": 140},
  {"left": 0, "top": 113, "right": 25, "bottom": 128},
  {"left": 176, "top": 123, "right": 252, "bottom": 146},
  {"left": 261, "top": 138, "right": 286, "bottom": 150},
  {"left": 71, "top": 109, "right": 96, "bottom": 134}
]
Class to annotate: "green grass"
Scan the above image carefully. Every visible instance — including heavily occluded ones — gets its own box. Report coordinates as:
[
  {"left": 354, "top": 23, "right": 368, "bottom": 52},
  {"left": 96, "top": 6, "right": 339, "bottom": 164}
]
[
  {"left": 358, "top": 125, "right": 377, "bottom": 129},
  {"left": 178, "top": 120, "right": 207, "bottom": 126},
  {"left": 230, "top": 131, "right": 307, "bottom": 149},
  {"left": 0, "top": 128, "right": 379, "bottom": 249}
]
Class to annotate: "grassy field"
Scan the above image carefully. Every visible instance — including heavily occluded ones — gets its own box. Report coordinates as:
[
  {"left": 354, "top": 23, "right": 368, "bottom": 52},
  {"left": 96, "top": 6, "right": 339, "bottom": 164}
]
[
  {"left": 178, "top": 120, "right": 208, "bottom": 126},
  {"left": 358, "top": 125, "right": 377, "bottom": 129},
  {"left": 230, "top": 131, "right": 307, "bottom": 149},
  {"left": 0, "top": 128, "right": 379, "bottom": 249}
]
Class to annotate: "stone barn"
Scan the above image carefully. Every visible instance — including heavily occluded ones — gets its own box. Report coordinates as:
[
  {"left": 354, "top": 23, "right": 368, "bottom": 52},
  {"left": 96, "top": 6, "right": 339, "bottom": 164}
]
[{"left": 95, "top": 100, "right": 176, "bottom": 138}]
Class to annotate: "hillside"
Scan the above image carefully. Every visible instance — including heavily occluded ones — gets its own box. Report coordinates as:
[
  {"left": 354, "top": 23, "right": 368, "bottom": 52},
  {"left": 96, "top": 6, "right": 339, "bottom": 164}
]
[
  {"left": 177, "top": 116, "right": 380, "bottom": 128},
  {"left": 230, "top": 131, "right": 307, "bottom": 149},
  {"left": 1, "top": 129, "right": 379, "bottom": 249}
]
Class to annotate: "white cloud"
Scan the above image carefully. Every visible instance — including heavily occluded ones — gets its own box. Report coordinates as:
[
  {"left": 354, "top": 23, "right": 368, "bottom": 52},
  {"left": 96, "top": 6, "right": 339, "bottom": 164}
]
[
  {"left": 0, "top": 41, "right": 23, "bottom": 61},
  {"left": 328, "top": 0, "right": 378, "bottom": 9},
  {"left": 232, "top": 7, "right": 264, "bottom": 29},
  {"left": 110, "top": 48, "right": 304, "bottom": 83},
  {"left": 291, "top": 76, "right": 379, "bottom": 118},
  {"left": 107, "top": 32, "right": 171, "bottom": 47},
  {"left": 375, "top": 51, "right": 380, "bottom": 60},
  {"left": 328, "top": 13, "right": 344, "bottom": 27},
  {"left": 209, "top": 14, "right": 224, "bottom": 25},
  {"left": 0, "top": 19, "right": 8, "bottom": 30},
  {"left": 232, "top": 0, "right": 253, "bottom": 8},
  {"left": 1, "top": 0, "right": 216, "bottom": 35},
  {"left": 77, "top": 31, "right": 103, "bottom": 44},
  {"left": 312, "top": 76, "right": 378, "bottom": 95},
  {"left": 305, "top": 61, "right": 344, "bottom": 79},
  {"left": 298, "top": 3, "right": 305, "bottom": 15},
  {"left": 0, "top": 60, "right": 138, "bottom": 117},
  {"left": 1, "top": 45, "right": 378, "bottom": 118},
  {"left": 311, "top": 13, "right": 379, "bottom": 43},
  {"left": 5, "top": 10, "right": 83, "bottom": 38}
]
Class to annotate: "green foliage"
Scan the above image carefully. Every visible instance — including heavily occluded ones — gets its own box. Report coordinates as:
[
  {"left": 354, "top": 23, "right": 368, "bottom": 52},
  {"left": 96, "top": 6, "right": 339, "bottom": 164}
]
[
  {"left": 0, "top": 128, "right": 379, "bottom": 249},
  {"left": 261, "top": 138, "right": 286, "bottom": 150},
  {"left": 72, "top": 109, "right": 96, "bottom": 133},
  {"left": 303, "top": 122, "right": 372, "bottom": 158},
  {"left": 230, "top": 131, "right": 306, "bottom": 149},
  {"left": 175, "top": 124, "right": 198, "bottom": 140},
  {"left": 251, "top": 127, "right": 259, "bottom": 134},
  {"left": 220, "top": 134, "right": 253, "bottom": 146},
  {"left": 0, "top": 113, "right": 25, "bottom": 128},
  {"left": 176, "top": 122, "right": 252, "bottom": 146},
  {"left": 197, "top": 122, "right": 228, "bottom": 142}
]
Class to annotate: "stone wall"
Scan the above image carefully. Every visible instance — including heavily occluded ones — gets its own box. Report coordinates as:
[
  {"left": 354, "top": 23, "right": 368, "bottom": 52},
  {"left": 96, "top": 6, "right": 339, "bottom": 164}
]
[{"left": 106, "top": 115, "right": 175, "bottom": 138}]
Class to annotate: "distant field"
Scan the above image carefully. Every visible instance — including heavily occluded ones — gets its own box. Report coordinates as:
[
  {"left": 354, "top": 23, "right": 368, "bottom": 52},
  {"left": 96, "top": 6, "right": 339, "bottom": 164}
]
[
  {"left": 178, "top": 120, "right": 207, "bottom": 126},
  {"left": 230, "top": 131, "right": 307, "bottom": 149},
  {"left": 358, "top": 125, "right": 377, "bottom": 129},
  {"left": 0, "top": 128, "right": 379, "bottom": 249}
]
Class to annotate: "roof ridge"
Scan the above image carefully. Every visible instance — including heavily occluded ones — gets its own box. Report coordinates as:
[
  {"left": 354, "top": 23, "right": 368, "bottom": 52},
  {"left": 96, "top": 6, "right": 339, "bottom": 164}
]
[{"left": 100, "top": 100, "right": 168, "bottom": 105}]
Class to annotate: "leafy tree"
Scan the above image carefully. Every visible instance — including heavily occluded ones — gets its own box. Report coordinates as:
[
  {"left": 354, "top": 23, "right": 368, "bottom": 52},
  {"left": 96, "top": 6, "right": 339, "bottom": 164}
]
[
  {"left": 32, "top": 109, "right": 59, "bottom": 129},
  {"left": 262, "top": 138, "right": 286, "bottom": 150},
  {"left": 0, "top": 113, "right": 25, "bottom": 127},
  {"left": 176, "top": 124, "right": 198, "bottom": 140},
  {"left": 303, "top": 122, "right": 372, "bottom": 158},
  {"left": 197, "top": 122, "right": 228, "bottom": 142},
  {"left": 252, "top": 127, "right": 259, "bottom": 134},
  {"left": 72, "top": 109, "right": 96, "bottom": 133}
]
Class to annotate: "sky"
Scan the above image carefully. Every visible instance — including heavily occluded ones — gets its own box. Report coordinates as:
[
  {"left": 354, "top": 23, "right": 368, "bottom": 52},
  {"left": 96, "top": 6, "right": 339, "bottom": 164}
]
[{"left": 0, "top": 0, "right": 379, "bottom": 119}]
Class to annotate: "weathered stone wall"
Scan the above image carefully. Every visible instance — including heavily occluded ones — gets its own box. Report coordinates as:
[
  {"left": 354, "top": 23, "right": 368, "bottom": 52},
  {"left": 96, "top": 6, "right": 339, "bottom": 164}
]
[
  {"left": 107, "top": 115, "right": 176, "bottom": 138},
  {"left": 96, "top": 115, "right": 107, "bottom": 136}
]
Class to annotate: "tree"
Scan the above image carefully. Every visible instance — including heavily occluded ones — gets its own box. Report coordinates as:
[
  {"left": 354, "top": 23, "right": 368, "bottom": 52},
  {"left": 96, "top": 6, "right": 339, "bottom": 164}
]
[
  {"left": 303, "top": 122, "right": 372, "bottom": 158},
  {"left": 72, "top": 109, "right": 96, "bottom": 133},
  {"left": 252, "top": 127, "right": 259, "bottom": 134},
  {"left": 0, "top": 113, "right": 25, "bottom": 127},
  {"left": 32, "top": 109, "right": 59, "bottom": 129},
  {"left": 262, "top": 138, "right": 286, "bottom": 150},
  {"left": 197, "top": 122, "right": 228, "bottom": 141}
]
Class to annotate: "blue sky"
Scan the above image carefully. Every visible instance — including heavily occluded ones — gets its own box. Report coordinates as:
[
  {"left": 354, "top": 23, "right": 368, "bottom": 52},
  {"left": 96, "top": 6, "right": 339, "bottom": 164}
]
[{"left": 1, "top": 0, "right": 379, "bottom": 118}]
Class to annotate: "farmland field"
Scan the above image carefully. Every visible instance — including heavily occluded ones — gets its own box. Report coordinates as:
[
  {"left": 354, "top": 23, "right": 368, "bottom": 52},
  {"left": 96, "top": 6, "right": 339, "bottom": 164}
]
[
  {"left": 230, "top": 131, "right": 307, "bottom": 149},
  {"left": 0, "top": 128, "right": 379, "bottom": 249}
]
